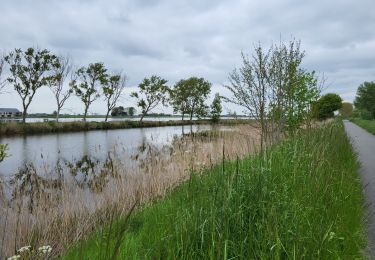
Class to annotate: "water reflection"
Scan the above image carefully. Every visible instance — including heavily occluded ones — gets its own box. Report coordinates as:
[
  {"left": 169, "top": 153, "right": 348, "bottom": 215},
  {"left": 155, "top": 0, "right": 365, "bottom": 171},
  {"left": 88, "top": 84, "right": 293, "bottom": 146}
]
[
  {"left": 0, "top": 125, "right": 212, "bottom": 177},
  {"left": 0, "top": 125, "right": 217, "bottom": 209}
]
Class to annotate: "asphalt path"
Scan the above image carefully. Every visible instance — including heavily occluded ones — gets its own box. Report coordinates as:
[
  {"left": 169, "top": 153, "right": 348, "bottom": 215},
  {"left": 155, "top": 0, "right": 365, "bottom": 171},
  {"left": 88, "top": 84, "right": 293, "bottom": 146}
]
[{"left": 344, "top": 120, "right": 375, "bottom": 256}]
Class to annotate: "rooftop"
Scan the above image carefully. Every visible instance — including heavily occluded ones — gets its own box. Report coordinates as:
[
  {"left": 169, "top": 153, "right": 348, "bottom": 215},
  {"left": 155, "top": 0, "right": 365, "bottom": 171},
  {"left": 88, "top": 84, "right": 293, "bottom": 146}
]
[{"left": 0, "top": 108, "right": 21, "bottom": 113}]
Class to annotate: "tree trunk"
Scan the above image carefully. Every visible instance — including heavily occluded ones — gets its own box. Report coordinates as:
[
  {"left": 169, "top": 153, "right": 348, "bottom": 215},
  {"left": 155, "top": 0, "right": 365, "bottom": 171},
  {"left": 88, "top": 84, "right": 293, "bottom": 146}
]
[
  {"left": 189, "top": 112, "right": 193, "bottom": 121},
  {"left": 105, "top": 109, "right": 110, "bottom": 122},
  {"left": 83, "top": 106, "right": 88, "bottom": 122},
  {"left": 182, "top": 113, "right": 184, "bottom": 121},
  {"left": 22, "top": 111, "right": 26, "bottom": 123},
  {"left": 22, "top": 103, "right": 27, "bottom": 123},
  {"left": 56, "top": 107, "right": 60, "bottom": 122},
  {"left": 140, "top": 114, "right": 145, "bottom": 123}
]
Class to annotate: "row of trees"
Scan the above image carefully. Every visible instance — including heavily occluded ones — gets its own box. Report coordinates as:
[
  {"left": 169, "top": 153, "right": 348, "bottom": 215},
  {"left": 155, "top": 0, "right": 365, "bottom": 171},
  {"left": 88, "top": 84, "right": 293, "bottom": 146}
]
[
  {"left": 131, "top": 76, "right": 221, "bottom": 122},
  {"left": 0, "top": 48, "right": 127, "bottom": 122},
  {"left": 0, "top": 48, "right": 222, "bottom": 123}
]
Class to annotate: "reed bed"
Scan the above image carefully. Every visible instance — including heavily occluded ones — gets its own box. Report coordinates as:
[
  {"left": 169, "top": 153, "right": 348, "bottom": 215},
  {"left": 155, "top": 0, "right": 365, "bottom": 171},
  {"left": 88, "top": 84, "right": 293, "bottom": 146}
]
[
  {"left": 0, "top": 119, "right": 251, "bottom": 136},
  {"left": 0, "top": 124, "right": 259, "bottom": 258},
  {"left": 65, "top": 121, "right": 367, "bottom": 259}
]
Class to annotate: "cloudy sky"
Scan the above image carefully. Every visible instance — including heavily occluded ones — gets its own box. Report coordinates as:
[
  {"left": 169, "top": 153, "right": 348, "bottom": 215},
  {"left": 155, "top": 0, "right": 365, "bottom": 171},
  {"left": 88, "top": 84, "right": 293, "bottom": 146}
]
[{"left": 0, "top": 0, "right": 374, "bottom": 115}]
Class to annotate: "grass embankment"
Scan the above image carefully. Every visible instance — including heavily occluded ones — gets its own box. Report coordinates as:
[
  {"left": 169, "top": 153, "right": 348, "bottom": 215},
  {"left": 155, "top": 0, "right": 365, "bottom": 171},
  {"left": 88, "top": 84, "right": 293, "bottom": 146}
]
[
  {"left": 351, "top": 118, "right": 375, "bottom": 135},
  {"left": 65, "top": 121, "right": 366, "bottom": 259},
  {"left": 0, "top": 119, "right": 250, "bottom": 136}
]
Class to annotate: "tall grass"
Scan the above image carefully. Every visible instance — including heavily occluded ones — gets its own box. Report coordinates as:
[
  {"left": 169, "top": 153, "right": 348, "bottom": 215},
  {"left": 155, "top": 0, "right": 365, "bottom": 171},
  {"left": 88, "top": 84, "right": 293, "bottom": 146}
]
[
  {"left": 351, "top": 118, "right": 375, "bottom": 135},
  {"left": 65, "top": 121, "right": 367, "bottom": 259}
]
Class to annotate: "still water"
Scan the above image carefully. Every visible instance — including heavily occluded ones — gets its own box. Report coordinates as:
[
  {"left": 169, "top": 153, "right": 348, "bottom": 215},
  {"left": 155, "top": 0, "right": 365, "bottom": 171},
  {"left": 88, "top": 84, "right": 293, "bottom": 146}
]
[{"left": 0, "top": 124, "right": 212, "bottom": 178}]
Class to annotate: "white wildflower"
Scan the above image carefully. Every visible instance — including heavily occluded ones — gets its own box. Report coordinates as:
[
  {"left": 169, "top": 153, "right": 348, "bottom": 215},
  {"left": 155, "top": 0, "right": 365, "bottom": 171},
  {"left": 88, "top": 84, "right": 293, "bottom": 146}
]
[
  {"left": 7, "top": 255, "right": 21, "bottom": 260},
  {"left": 18, "top": 245, "right": 31, "bottom": 253},
  {"left": 38, "top": 245, "right": 52, "bottom": 254}
]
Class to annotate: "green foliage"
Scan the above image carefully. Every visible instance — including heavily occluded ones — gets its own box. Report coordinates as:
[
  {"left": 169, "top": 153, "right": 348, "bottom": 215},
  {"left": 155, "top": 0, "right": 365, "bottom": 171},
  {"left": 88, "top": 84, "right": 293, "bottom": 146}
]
[
  {"left": 313, "top": 93, "right": 342, "bottom": 120},
  {"left": 0, "top": 144, "right": 9, "bottom": 162},
  {"left": 71, "top": 63, "right": 108, "bottom": 121},
  {"left": 4, "top": 47, "right": 59, "bottom": 122},
  {"left": 111, "top": 106, "right": 126, "bottom": 116},
  {"left": 130, "top": 75, "right": 169, "bottom": 122},
  {"left": 339, "top": 102, "right": 354, "bottom": 118},
  {"left": 65, "top": 122, "right": 366, "bottom": 259},
  {"left": 170, "top": 77, "right": 211, "bottom": 120},
  {"left": 354, "top": 81, "right": 375, "bottom": 119},
  {"left": 210, "top": 93, "right": 222, "bottom": 123},
  {"left": 128, "top": 107, "right": 135, "bottom": 117}
]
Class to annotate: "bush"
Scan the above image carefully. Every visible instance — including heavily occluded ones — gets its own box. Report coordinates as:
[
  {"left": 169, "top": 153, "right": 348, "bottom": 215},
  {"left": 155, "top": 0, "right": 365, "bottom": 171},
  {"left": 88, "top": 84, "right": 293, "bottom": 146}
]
[{"left": 314, "top": 93, "right": 342, "bottom": 120}]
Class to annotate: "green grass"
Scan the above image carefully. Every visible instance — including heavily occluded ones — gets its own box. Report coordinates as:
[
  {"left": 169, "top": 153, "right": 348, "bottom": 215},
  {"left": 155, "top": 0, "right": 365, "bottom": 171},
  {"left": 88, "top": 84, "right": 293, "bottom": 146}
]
[
  {"left": 64, "top": 121, "right": 367, "bottom": 259},
  {"left": 351, "top": 118, "right": 375, "bottom": 135}
]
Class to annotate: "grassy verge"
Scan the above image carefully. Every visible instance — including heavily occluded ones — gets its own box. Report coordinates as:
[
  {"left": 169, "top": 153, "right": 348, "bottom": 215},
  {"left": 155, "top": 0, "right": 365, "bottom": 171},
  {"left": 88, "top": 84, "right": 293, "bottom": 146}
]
[
  {"left": 351, "top": 118, "right": 375, "bottom": 135},
  {"left": 0, "top": 119, "right": 250, "bottom": 136},
  {"left": 64, "top": 121, "right": 367, "bottom": 259}
]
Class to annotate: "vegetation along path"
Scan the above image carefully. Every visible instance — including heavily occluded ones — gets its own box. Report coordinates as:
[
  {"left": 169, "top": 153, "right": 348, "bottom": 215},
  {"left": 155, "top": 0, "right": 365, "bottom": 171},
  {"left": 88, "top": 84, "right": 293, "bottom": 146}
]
[{"left": 344, "top": 120, "right": 375, "bottom": 252}]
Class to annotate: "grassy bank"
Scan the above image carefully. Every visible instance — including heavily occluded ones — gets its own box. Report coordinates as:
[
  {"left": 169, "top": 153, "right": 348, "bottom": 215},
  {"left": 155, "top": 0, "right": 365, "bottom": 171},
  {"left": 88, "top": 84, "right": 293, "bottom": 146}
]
[
  {"left": 65, "top": 121, "right": 367, "bottom": 259},
  {"left": 0, "top": 119, "right": 250, "bottom": 136},
  {"left": 351, "top": 118, "right": 375, "bottom": 135}
]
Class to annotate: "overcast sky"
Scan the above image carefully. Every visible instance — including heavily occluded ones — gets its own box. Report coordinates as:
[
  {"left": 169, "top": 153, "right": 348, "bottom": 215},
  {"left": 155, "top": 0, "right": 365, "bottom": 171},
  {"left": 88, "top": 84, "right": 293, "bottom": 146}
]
[{"left": 0, "top": 0, "right": 374, "bottom": 115}]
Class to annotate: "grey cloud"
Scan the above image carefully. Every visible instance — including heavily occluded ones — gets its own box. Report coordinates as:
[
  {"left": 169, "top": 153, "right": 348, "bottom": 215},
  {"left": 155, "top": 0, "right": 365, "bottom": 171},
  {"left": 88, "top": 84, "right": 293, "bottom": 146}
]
[{"left": 0, "top": 0, "right": 374, "bottom": 114}]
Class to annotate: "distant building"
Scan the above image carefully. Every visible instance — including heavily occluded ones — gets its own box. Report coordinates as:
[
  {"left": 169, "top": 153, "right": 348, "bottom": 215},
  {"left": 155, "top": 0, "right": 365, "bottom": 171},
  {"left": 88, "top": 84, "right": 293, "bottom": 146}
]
[{"left": 0, "top": 108, "right": 22, "bottom": 118}]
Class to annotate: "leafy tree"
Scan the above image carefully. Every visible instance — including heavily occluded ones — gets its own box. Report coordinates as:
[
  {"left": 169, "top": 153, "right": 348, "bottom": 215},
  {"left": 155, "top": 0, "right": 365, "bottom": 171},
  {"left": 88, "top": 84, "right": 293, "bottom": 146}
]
[
  {"left": 170, "top": 77, "right": 211, "bottom": 121},
  {"left": 339, "top": 102, "right": 354, "bottom": 118},
  {"left": 354, "top": 81, "right": 375, "bottom": 119},
  {"left": 314, "top": 93, "right": 342, "bottom": 120},
  {"left": 128, "top": 107, "right": 135, "bottom": 116},
  {"left": 268, "top": 41, "right": 321, "bottom": 134},
  {"left": 130, "top": 75, "right": 169, "bottom": 122},
  {"left": 46, "top": 56, "right": 73, "bottom": 122},
  {"left": 111, "top": 106, "right": 126, "bottom": 116},
  {"left": 4, "top": 47, "right": 58, "bottom": 122},
  {"left": 210, "top": 93, "right": 222, "bottom": 123},
  {"left": 103, "top": 73, "right": 126, "bottom": 121},
  {"left": 71, "top": 63, "right": 108, "bottom": 121}
]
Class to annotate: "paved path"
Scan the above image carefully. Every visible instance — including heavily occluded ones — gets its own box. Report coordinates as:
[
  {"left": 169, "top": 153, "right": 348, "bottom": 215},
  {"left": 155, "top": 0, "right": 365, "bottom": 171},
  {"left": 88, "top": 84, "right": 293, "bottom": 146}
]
[{"left": 344, "top": 120, "right": 375, "bottom": 254}]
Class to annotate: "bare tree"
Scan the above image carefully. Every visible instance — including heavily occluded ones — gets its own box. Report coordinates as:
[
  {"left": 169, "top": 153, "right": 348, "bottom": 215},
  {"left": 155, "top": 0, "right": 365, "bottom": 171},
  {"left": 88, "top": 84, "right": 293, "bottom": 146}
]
[
  {"left": 103, "top": 73, "right": 127, "bottom": 122},
  {"left": 46, "top": 56, "right": 73, "bottom": 122},
  {"left": 223, "top": 46, "right": 272, "bottom": 153},
  {"left": 4, "top": 47, "right": 58, "bottom": 123}
]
